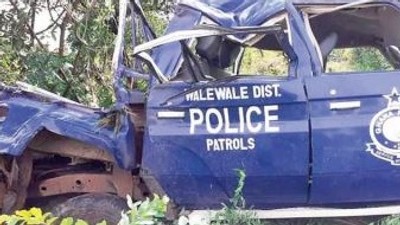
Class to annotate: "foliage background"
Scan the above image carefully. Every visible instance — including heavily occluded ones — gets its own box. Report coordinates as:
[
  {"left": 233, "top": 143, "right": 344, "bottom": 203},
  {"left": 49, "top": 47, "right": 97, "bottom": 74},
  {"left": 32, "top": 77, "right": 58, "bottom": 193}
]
[
  {"left": 0, "top": 0, "right": 169, "bottom": 107},
  {"left": 0, "top": 0, "right": 392, "bottom": 107}
]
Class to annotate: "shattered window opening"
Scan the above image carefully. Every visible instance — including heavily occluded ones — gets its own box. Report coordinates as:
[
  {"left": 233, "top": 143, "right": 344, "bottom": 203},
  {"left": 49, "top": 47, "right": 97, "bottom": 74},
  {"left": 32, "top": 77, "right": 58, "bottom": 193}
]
[
  {"left": 173, "top": 18, "right": 292, "bottom": 82},
  {"left": 305, "top": 4, "right": 400, "bottom": 74}
]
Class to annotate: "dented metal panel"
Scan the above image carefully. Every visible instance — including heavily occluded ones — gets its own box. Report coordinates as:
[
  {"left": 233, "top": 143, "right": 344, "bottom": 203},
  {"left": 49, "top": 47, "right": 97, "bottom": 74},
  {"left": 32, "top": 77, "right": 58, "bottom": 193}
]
[{"left": 0, "top": 84, "right": 136, "bottom": 169}]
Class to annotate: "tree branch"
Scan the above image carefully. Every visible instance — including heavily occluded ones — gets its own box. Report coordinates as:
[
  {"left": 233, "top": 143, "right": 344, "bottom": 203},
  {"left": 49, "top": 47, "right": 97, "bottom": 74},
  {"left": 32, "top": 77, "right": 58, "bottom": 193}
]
[
  {"left": 36, "top": 9, "right": 66, "bottom": 35},
  {"left": 59, "top": 13, "right": 69, "bottom": 56},
  {"left": 46, "top": 0, "right": 64, "bottom": 26},
  {"left": 29, "top": 0, "right": 37, "bottom": 47},
  {"left": 8, "top": 0, "right": 45, "bottom": 49}
]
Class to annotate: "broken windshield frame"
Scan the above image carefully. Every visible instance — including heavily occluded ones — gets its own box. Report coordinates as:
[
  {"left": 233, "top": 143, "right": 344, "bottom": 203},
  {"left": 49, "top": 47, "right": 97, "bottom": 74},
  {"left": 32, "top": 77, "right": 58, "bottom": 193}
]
[{"left": 112, "top": 0, "right": 157, "bottom": 105}]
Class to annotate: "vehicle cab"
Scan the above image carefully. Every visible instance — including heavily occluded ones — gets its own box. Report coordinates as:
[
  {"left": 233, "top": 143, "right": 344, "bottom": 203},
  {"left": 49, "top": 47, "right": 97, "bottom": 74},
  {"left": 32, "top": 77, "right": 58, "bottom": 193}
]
[
  {"left": 131, "top": 0, "right": 400, "bottom": 209},
  {"left": 297, "top": 0, "right": 400, "bottom": 204}
]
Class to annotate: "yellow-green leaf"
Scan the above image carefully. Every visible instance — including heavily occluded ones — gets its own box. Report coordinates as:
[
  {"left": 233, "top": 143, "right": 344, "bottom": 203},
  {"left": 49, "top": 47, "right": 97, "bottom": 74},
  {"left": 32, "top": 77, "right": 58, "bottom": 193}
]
[
  {"left": 60, "top": 217, "right": 74, "bottom": 225},
  {"left": 15, "top": 209, "right": 31, "bottom": 218},
  {"left": 45, "top": 216, "right": 58, "bottom": 225},
  {"left": 28, "top": 208, "right": 42, "bottom": 218},
  {"left": 0, "top": 215, "right": 10, "bottom": 224},
  {"left": 74, "top": 219, "right": 89, "bottom": 225},
  {"left": 95, "top": 220, "right": 107, "bottom": 225},
  {"left": 8, "top": 216, "right": 23, "bottom": 225},
  {"left": 26, "top": 218, "right": 43, "bottom": 225},
  {"left": 43, "top": 212, "right": 53, "bottom": 220}
]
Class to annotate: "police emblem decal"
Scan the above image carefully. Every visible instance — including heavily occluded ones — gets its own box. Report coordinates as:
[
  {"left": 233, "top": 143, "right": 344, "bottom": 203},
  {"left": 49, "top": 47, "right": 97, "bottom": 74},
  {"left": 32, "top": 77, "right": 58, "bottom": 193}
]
[{"left": 367, "top": 87, "right": 400, "bottom": 165}]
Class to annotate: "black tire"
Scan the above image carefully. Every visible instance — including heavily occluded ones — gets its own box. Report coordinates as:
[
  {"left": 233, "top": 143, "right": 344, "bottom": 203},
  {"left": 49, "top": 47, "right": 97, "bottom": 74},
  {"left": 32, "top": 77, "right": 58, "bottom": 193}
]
[{"left": 51, "top": 193, "right": 128, "bottom": 225}]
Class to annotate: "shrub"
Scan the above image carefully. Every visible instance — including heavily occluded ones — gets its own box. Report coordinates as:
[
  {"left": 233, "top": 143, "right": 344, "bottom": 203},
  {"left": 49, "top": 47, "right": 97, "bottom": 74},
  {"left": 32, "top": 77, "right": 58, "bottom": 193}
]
[
  {"left": 0, "top": 207, "right": 105, "bottom": 225},
  {"left": 211, "top": 169, "right": 265, "bottom": 225},
  {"left": 118, "top": 194, "right": 170, "bottom": 225}
]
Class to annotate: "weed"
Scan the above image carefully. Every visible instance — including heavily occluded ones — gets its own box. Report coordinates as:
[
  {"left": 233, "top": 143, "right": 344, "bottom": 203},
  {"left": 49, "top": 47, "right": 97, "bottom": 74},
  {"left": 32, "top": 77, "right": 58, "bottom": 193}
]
[
  {"left": 212, "top": 169, "right": 265, "bottom": 225},
  {"left": 118, "top": 194, "right": 170, "bottom": 225}
]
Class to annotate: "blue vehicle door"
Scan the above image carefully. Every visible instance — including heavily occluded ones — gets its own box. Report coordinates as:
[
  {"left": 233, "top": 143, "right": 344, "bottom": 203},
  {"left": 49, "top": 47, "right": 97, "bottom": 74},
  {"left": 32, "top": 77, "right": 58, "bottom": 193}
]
[
  {"left": 143, "top": 14, "right": 314, "bottom": 208},
  {"left": 303, "top": 3, "right": 400, "bottom": 204}
]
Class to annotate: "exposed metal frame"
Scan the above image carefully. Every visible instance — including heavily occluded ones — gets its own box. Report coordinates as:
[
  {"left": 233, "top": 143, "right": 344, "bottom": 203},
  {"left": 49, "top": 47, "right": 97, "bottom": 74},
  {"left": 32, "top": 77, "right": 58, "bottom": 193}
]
[
  {"left": 28, "top": 166, "right": 133, "bottom": 198},
  {"left": 130, "top": 25, "right": 290, "bottom": 83},
  {"left": 112, "top": 0, "right": 156, "bottom": 105}
]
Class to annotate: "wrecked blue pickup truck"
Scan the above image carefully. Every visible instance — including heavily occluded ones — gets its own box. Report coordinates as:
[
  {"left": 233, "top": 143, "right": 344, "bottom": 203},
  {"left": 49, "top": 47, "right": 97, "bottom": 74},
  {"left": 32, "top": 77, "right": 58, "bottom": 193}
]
[{"left": 2, "top": 0, "right": 400, "bottom": 223}]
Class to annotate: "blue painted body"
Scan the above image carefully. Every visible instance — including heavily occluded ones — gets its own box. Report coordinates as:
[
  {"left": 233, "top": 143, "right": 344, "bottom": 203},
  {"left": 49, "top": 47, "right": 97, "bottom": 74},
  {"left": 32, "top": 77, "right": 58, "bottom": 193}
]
[
  {"left": 0, "top": 84, "right": 136, "bottom": 169},
  {"left": 145, "top": 77, "right": 310, "bottom": 208},
  {"left": 3, "top": 0, "right": 400, "bottom": 210},
  {"left": 306, "top": 72, "right": 400, "bottom": 204},
  {"left": 143, "top": 0, "right": 400, "bottom": 208}
]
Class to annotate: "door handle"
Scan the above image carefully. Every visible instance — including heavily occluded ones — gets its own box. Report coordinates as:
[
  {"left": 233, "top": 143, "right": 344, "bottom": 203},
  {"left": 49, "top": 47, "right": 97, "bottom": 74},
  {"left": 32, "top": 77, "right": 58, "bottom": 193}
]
[
  {"left": 329, "top": 101, "right": 361, "bottom": 110},
  {"left": 157, "top": 111, "right": 185, "bottom": 119}
]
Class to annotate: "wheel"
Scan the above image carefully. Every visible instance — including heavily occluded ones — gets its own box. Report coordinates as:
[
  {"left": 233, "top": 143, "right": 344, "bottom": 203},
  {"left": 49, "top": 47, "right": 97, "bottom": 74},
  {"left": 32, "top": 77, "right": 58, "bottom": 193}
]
[{"left": 51, "top": 193, "right": 128, "bottom": 225}]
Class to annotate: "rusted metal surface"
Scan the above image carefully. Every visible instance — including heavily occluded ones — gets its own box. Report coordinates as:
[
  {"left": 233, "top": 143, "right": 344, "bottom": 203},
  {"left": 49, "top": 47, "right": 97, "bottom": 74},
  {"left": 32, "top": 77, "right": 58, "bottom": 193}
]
[
  {"left": 14, "top": 152, "right": 33, "bottom": 211},
  {"left": 141, "top": 174, "right": 166, "bottom": 198},
  {"left": 0, "top": 103, "right": 8, "bottom": 122},
  {"left": 129, "top": 104, "right": 145, "bottom": 130},
  {"left": 0, "top": 182, "right": 6, "bottom": 210},
  {"left": 29, "top": 165, "right": 133, "bottom": 198},
  {"left": 110, "top": 166, "right": 134, "bottom": 197},
  {"left": 0, "top": 157, "right": 13, "bottom": 212},
  {"left": 131, "top": 176, "right": 150, "bottom": 201},
  {"left": 129, "top": 104, "right": 145, "bottom": 165},
  {"left": 29, "top": 131, "right": 115, "bottom": 163},
  {"left": 0, "top": 152, "right": 33, "bottom": 213},
  {"left": 30, "top": 174, "right": 121, "bottom": 197}
]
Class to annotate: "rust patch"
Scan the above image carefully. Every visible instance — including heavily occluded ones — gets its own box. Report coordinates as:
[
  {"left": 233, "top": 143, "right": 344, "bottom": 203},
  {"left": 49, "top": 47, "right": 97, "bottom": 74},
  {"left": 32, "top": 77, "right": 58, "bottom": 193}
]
[
  {"left": 0, "top": 104, "right": 8, "bottom": 122},
  {"left": 1, "top": 152, "right": 33, "bottom": 213},
  {"left": 29, "top": 165, "right": 133, "bottom": 199},
  {"left": 29, "top": 131, "right": 114, "bottom": 163}
]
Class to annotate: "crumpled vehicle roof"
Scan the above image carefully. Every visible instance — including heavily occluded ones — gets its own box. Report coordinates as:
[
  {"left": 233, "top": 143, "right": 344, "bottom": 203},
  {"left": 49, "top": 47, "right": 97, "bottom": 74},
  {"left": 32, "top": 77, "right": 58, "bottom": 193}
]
[
  {"left": 150, "top": 0, "right": 287, "bottom": 77},
  {"left": 180, "top": 0, "right": 285, "bottom": 27}
]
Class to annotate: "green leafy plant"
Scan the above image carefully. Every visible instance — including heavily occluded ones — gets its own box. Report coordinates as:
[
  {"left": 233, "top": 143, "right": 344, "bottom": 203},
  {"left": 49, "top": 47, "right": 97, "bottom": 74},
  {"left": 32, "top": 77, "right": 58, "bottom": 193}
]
[
  {"left": 0, "top": 208, "right": 57, "bottom": 225},
  {"left": 0, "top": 207, "right": 106, "bottom": 225},
  {"left": 371, "top": 216, "right": 400, "bottom": 225},
  {"left": 118, "top": 194, "right": 170, "bottom": 225},
  {"left": 177, "top": 169, "right": 264, "bottom": 225},
  {"left": 211, "top": 169, "right": 265, "bottom": 225},
  {"left": 0, "top": 0, "right": 169, "bottom": 108}
]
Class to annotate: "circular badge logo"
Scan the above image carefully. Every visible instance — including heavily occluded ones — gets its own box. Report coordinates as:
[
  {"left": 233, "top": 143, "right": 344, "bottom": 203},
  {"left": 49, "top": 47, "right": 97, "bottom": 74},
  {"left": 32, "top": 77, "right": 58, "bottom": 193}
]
[
  {"left": 370, "top": 108, "right": 400, "bottom": 153},
  {"left": 366, "top": 87, "right": 400, "bottom": 165}
]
